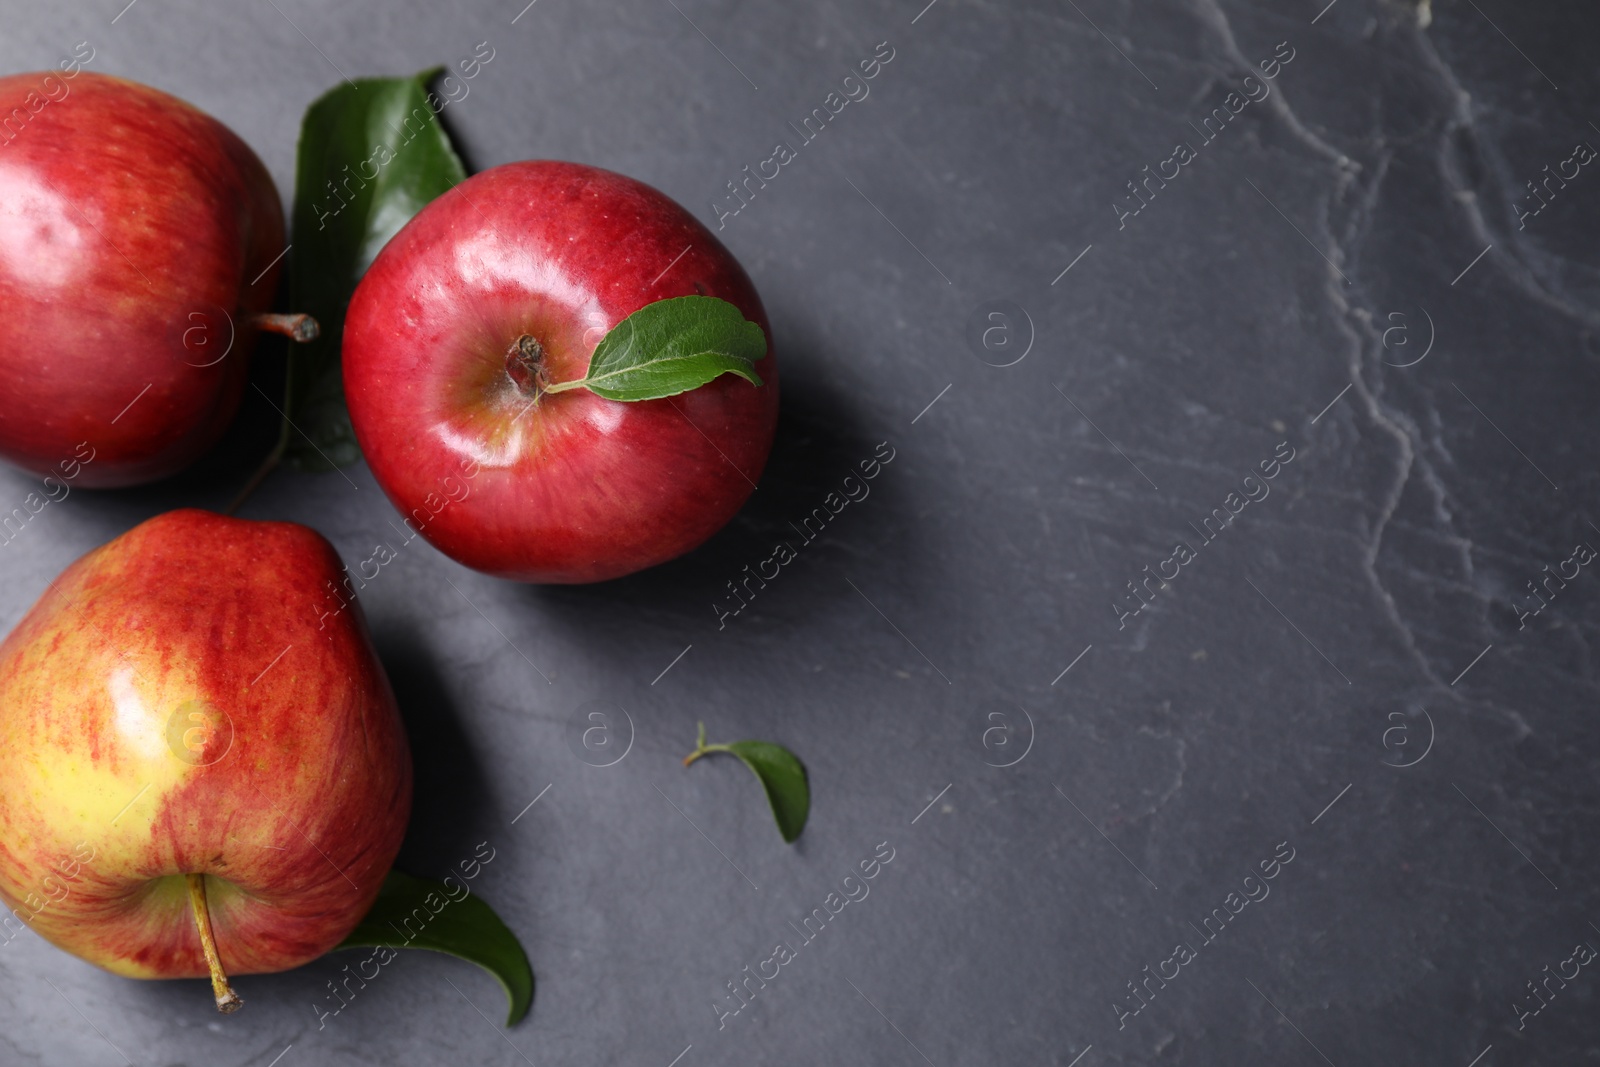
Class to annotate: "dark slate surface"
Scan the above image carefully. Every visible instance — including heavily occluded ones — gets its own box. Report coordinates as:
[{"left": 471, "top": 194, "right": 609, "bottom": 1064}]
[{"left": 1, "top": 0, "right": 1597, "bottom": 1064}]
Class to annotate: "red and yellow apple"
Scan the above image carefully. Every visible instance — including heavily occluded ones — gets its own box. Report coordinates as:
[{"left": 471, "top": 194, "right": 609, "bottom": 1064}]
[
  {"left": 0, "top": 510, "right": 411, "bottom": 1010},
  {"left": 0, "top": 71, "right": 300, "bottom": 487},
  {"left": 342, "top": 160, "right": 779, "bottom": 583}
]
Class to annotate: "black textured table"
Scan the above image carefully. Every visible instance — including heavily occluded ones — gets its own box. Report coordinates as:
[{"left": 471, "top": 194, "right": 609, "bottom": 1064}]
[{"left": 2, "top": 1, "right": 1597, "bottom": 1064}]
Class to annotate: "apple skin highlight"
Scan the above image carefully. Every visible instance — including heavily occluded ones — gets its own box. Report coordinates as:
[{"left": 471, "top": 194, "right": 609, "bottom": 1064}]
[
  {"left": 0, "top": 510, "right": 411, "bottom": 982},
  {"left": 342, "top": 160, "right": 780, "bottom": 584}
]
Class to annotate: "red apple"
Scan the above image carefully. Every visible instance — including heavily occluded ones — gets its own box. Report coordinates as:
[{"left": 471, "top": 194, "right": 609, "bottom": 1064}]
[
  {"left": 0, "top": 509, "right": 411, "bottom": 1011},
  {"left": 342, "top": 160, "right": 779, "bottom": 583},
  {"left": 0, "top": 70, "right": 296, "bottom": 488}
]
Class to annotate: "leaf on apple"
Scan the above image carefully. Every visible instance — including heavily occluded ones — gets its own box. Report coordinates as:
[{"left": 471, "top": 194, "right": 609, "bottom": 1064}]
[
  {"left": 285, "top": 69, "right": 468, "bottom": 471},
  {"left": 335, "top": 870, "right": 534, "bottom": 1026},
  {"left": 683, "top": 723, "right": 809, "bottom": 843},
  {"left": 558, "top": 296, "right": 766, "bottom": 402}
]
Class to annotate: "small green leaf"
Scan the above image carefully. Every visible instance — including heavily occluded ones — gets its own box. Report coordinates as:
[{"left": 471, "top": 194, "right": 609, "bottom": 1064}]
[
  {"left": 285, "top": 70, "right": 468, "bottom": 470},
  {"left": 724, "top": 741, "right": 810, "bottom": 842},
  {"left": 335, "top": 870, "right": 533, "bottom": 1026},
  {"left": 684, "top": 724, "right": 809, "bottom": 843},
  {"left": 574, "top": 296, "right": 766, "bottom": 402}
]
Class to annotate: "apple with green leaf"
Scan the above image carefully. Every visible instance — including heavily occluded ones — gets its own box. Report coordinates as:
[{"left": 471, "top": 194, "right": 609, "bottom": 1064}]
[
  {"left": 341, "top": 160, "right": 778, "bottom": 583},
  {"left": 0, "top": 510, "right": 411, "bottom": 1011}
]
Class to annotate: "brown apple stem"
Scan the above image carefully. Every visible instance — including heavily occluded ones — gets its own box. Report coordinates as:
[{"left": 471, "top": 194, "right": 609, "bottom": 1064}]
[
  {"left": 185, "top": 873, "right": 243, "bottom": 1014},
  {"left": 247, "top": 312, "right": 320, "bottom": 343},
  {"left": 505, "top": 334, "right": 552, "bottom": 397}
]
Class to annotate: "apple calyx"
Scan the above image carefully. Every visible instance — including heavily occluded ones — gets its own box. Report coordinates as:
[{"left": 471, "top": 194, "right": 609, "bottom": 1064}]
[
  {"left": 185, "top": 873, "right": 243, "bottom": 1014},
  {"left": 247, "top": 312, "right": 321, "bottom": 343},
  {"left": 505, "top": 334, "right": 553, "bottom": 398}
]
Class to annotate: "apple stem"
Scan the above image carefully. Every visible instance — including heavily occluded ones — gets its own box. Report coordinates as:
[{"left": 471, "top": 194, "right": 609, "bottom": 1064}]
[
  {"left": 185, "top": 873, "right": 243, "bottom": 1014},
  {"left": 505, "top": 334, "right": 553, "bottom": 398},
  {"left": 247, "top": 312, "right": 321, "bottom": 343},
  {"left": 505, "top": 333, "right": 593, "bottom": 398}
]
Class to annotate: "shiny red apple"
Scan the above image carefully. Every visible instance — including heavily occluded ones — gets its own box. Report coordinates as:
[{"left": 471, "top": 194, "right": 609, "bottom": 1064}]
[
  {"left": 0, "top": 70, "right": 298, "bottom": 488},
  {"left": 342, "top": 160, "right": 779, "bottom": 583},
  {"left": 0, "top": 510, "right": 411, "bottom": 1011}
]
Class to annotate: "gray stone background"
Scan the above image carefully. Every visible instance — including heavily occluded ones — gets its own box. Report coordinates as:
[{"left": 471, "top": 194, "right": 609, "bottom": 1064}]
[{"left": 0, "top": 0, "right": 1597, "bottom": 1064}]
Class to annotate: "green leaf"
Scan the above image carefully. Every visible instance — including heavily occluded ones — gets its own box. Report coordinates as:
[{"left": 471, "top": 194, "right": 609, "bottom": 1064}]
[
  {"left": 571, "top": 295, "right": 766, "bottom": 402},
  {"left": 285, "top": 69, "right": 468, "bottom": 470},
  {"left": 335, "top": 870, "right": 533, "bottom": 1026},
  {"left": 724, "top": 741, "right": 810, "bottom": 842},
  {"left": 684, "top": 724, "right": 809, "bottom": 843}
]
